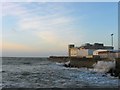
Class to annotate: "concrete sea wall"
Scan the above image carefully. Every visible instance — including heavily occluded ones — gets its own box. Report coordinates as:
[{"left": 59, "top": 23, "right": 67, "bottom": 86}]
[
  {"left": 49, "top": 56, "right": 110, "bottom": 68},
  {"left": 49, "top": 56, "right": 120, "bottom": 78},
  {"left": 115, "top": 58, "right": 120, "bottom": 78},
  {"left": 69, "top": 57, "right": 97, "bottom": 68},
  {"left": 49, "top": 56, "right": 100, "bottom": 68},
  {"left": 48, "top": 56, "right": 70, "bottom": 63}
]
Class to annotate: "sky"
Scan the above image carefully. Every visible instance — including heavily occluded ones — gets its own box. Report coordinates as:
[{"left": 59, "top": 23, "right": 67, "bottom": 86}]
[{"left": 1, "top": 2, "right": 118, "bottom": 57}]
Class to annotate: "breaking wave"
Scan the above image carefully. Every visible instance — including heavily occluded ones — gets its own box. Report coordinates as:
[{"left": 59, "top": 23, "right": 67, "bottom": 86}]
[{"left": 93, "top": 61, "right": 115, "bottom": 73}]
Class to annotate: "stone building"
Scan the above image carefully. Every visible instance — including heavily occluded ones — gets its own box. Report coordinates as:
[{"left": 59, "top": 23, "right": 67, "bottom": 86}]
[
  {"left": 68, "top": 43, "right": 113, "bottom": 57},
  {"left": 93, "top": 50, "right": 120, "bottom": 58}
]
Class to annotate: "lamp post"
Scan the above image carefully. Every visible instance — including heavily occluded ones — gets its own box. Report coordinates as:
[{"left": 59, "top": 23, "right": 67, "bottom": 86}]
[{"left": 111, "top": 34, "right": 113, "bottom": 47}]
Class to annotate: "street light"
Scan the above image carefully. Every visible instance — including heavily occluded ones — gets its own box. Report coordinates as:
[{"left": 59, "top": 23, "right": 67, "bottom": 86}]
[{"left": 111, "top": 34, "right": 113, "bottom": 47}]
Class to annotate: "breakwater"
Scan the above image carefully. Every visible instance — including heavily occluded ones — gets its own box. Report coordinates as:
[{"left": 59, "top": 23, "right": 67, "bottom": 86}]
[
  {"left": 48, "top": 56, "right": 70, "bottom": 63},
  {"left": 68, "top": 57, "right": 98, "bottom": 68},
  {"left": 49, "top": 56, "right": 110, "bottom": 68},
  {"left": 115, "top": 58, "right": 120, "bottom": 78},
  {"left": 49, "top": 56, "right": 120, "bottom": 78}
]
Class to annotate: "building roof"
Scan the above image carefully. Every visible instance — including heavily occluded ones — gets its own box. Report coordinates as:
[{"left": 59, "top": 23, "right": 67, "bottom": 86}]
[
  {"left": 69, "top": 43, "right": 114, "bottom": 50},
  {"left": 79, "top": 43, "right": 113, "bottom": 49}
]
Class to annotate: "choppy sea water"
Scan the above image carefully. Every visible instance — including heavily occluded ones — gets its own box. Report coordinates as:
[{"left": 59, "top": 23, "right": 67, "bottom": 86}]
[{"left": 1, "top": 57, "right": 120, "bottom": 88}]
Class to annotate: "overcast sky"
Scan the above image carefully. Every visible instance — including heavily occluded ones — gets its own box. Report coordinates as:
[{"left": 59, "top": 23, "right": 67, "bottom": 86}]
[{"left": 2, "top": 2, "right": 118, "bottom": 57}]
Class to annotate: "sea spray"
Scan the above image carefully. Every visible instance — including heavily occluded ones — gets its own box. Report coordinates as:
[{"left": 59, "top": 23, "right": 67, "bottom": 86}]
[
  {"left": 93, "top": 61, "right": 115, "bottom": 73},
  {"left": 56, "top": 62, "right": 64, "bottom": 66},
  {"left": 64, "top": 61, "right": 70, "bottom": 67}
]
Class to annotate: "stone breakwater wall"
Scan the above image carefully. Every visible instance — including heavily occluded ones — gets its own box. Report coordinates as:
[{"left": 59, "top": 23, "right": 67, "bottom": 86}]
[
  {"left": 49, "top": 56, "right": 109, "bottom": 68},
  {"left": 49, "top": 56, "right": 101, "bottom": 68},
  {"left": 48, "top": 56, "right": 70, "bottom": 63},
  {"left": 49, "top": 56, "right": 120, "bottom": 78},
  {"left": 115, "top": 58, "right": 120, "bottom": 78},
  {"left": 69, "top": 57, "right": 97, "bottom": 68}
]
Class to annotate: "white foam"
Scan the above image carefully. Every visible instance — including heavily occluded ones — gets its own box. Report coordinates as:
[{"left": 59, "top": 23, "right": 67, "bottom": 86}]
[
  {"left": 65, "top": 61, "right": 70, "bottom": 65},
  {"left": 55, "top": 62, "right": 64, "bottom": 66},
  {"left": 93, "top": 61, "right": 115, "bottom": 73}
]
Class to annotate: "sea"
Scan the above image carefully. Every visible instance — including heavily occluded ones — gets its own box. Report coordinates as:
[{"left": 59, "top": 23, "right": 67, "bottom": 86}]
[{"left": 1, "top": 57, "right": 120, "bottom": 88}]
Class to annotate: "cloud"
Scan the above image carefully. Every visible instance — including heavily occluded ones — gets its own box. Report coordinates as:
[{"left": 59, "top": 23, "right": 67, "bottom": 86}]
[
  {"left": 18, "top": 15, "right": 72, "bottom": 31},
  {"left": 7, "top": 2, "right": 78, "bottom": 44},
  {"left": 2, "top": 3, "right": 27, "bottom": 17},
  {"left": 2, "top": 2, "right": 85, "bottom": 56},
  {"left": 2, "top": 2, "right": 74, "bottom": 31}
]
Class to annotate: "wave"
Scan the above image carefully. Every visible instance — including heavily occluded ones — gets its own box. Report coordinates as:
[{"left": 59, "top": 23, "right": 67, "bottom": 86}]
[
  {"left": 92, "top": 61, "right": 115, "bottom": 73},
  {"left": 55, "top": 62, "right": 64, "bottom": 66}
]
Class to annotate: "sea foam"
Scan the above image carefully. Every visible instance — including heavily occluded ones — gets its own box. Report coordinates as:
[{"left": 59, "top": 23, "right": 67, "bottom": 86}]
[{"left": 93, "top": 61, "right": 115, "bottom": 73}]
